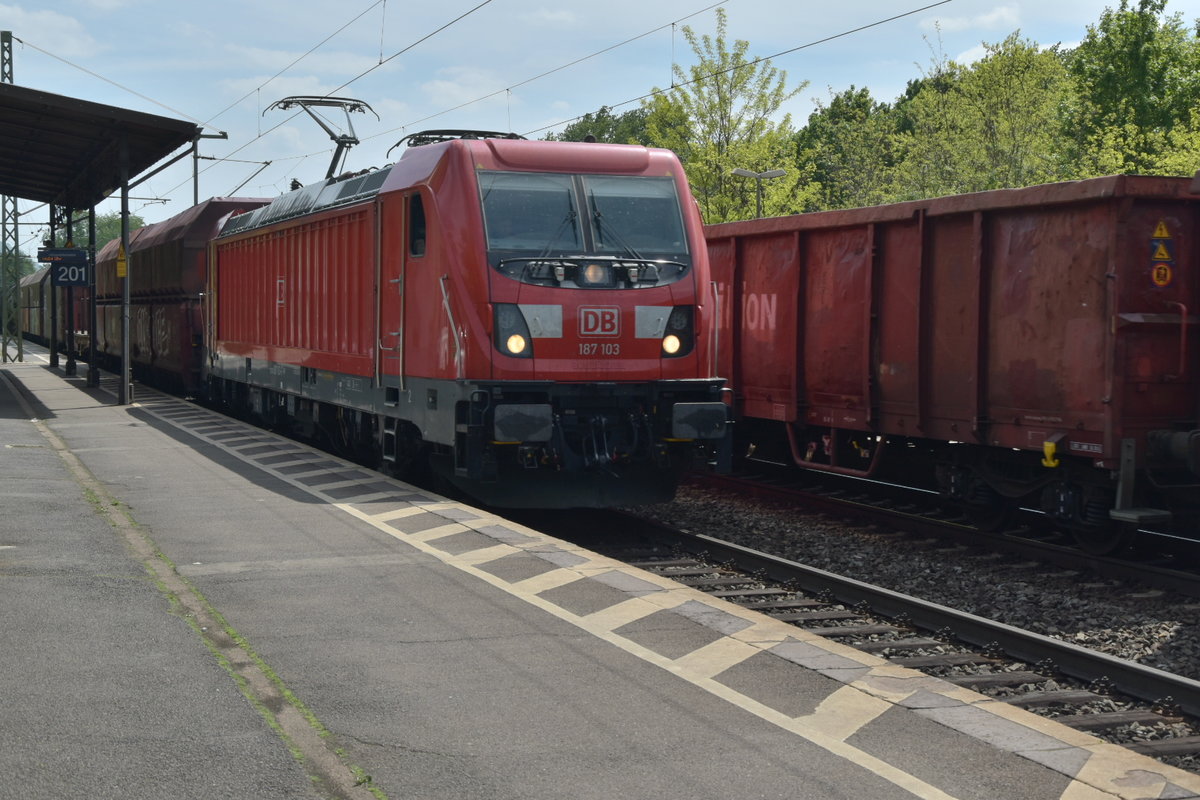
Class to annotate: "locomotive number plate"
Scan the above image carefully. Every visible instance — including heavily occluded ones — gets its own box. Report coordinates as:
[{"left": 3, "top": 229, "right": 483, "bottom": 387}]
[{"left": 579, "top": 343, "right": 621, "bottom": 356}]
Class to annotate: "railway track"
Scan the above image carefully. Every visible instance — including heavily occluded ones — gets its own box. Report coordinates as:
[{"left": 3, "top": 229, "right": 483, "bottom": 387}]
[
  {"left": 691, "top": 467, "right": 1200, "bottom": 600},
  {"left": 515, "top": 507, "right": 1200, "bottom": 771}
]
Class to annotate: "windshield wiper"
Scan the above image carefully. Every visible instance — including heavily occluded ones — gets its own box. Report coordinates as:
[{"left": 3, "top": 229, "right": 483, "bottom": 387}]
[
  {"left": 591, "top": 204, "right": 646, "bottom": 261},
  {"left": 539, "top": 210, "right": 577, "bottom": 258}
]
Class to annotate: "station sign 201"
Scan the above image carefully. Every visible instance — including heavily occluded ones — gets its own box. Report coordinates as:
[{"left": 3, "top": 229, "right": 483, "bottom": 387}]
[{"left": 36, "top": 248, "right": 91, "bottom": 286}]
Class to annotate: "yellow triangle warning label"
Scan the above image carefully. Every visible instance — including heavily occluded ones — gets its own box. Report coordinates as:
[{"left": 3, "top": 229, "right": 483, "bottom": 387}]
[
  {"left": 1154, "top": 220, "right": 1171, "bottom": 238},
  {"left": 1153, "top": 241, "right": 1172, "bottom": 260}
]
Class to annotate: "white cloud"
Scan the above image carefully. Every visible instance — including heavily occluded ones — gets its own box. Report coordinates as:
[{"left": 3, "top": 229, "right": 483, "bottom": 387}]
[
  {"left": 75, "top": 0, "right": 140, "bottom": 10},
  {"left": 0, "top": 3, "right": 103, "bottom": 53},
  {"left": 521, "top": 9, "right": 576, "bottom": 26},
  {"left": 421, "top": 66, "right": 510, "bottom": 110},
  {"left": 955, "top": 44, "right": 989, "bottom": 65},
  {"left": 921, "top": 5, "right": 1020, "bottom": 34}
]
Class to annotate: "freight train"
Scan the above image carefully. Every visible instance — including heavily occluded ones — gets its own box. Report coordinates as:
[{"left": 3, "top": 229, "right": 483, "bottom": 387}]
[
  {"left": 708, "top": 175, "right": 1199, "bottom": 553},
  {"left": 65, "top": 130, "right": 730, "bottom": 508}
]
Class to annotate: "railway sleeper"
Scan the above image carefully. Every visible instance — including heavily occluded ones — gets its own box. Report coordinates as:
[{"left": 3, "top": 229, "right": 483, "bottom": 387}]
[
  {"left": 852, "top": 637, "right": 947, "bottom": 653},
  {"left": 1056, "top": 709, "right": 1185, "bottom": 732},
  {"left": 735, "top": 598, "right": 826, "bottom": 611},
  {"left": 888, "top": 653, "right": 1003, "bottom": 669},
  {"left": 943, "top": 670, "right": 1048, "bottom": 689},
  {"left": 770, "top": 609, "right": 860, "bottom": 623},
  {"left": 678, "top": 576, "right": 762, "bottom": 588},
  {"left": 1126, "top": 736, "right": 1200, "bottom": 758},
  {"left": 1004, "top": 689, "right": 1108, "bottom": 708},
  {"left": 709, "top": 588, "right": 792, "bottom": 599},
  {"left": 802, "top": 624, "right": 901, "bottom": 638}
]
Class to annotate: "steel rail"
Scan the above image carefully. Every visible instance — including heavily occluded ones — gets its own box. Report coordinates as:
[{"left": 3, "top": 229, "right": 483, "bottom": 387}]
[
  {"left": 669, "top": 528, "right": 1200, "bottom": 718},
  {"left": 690, "top": 472, "right": 1200, "bottom": 599}
]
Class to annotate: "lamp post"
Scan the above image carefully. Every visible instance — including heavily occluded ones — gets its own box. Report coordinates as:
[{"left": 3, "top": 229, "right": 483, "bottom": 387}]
[{"left": 732, "top": 167, "right": 786, "bottom": 219}]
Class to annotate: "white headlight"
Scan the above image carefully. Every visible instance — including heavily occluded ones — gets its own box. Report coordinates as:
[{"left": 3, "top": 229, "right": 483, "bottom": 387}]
[
  {"left": 506, "top": 334, "right": 528, "bottom": 355},
  {"left": 662, "top": 334, "right": 682, "bottom": 355},
  {"left": 581, "top": 263, "right": 610, "bottom": 285}
]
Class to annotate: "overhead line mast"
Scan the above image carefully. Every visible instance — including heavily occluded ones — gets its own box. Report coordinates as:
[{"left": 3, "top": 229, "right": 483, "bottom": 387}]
[{"left": 1, "top": 30, "right": 21, "bottom": 364}]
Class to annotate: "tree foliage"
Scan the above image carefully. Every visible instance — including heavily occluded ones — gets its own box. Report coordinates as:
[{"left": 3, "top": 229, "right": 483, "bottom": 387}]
[
  {"left": 892, "top": 34, "right": 1071, "bottom": 198},
  {"left": 1064, "top": 0, "right": 1200, "bottom": 173},
  {"left": 1, "top": 251, "right": 36, "bottom": 277},
  {"left": 796, "top": 86, "right": 898, "bottom": 210},
  {"left": 68, "top": 211, "right": 146, "bottom": 250},
  {"left": 554, "top": 2, "right": 1200, "bottom": 219},
  {"left": 641, "top": 8, "right": 811, "bottom": 222},
  {"left": 545, "top": 106, "right": 650, "bottom": 144}
]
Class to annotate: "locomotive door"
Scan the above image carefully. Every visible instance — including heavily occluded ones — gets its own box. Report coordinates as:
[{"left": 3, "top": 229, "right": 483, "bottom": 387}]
[{"left": 376, "top": 194, "right": 408, "bottom": 387}]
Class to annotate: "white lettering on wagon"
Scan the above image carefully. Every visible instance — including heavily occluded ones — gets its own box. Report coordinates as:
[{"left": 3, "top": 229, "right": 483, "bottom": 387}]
[{"left": 742, "top": 292, "right": 778, "bottom": 333}]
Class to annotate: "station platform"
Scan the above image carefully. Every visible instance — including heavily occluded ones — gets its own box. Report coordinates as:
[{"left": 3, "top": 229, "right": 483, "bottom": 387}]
[{"left": 2, "top": 351, "right": 1198, "bottom": 800}]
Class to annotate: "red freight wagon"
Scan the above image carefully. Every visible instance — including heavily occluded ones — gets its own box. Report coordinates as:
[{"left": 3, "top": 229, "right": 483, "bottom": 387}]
[
  {"left": 94, "top": 198, "right": 269, "bottom": 393},
  {"left": 707, "top": 175, "right": 1199, "bottom": 551},
  {"left": 209, "top": 132, "right": 730, "bottom": 507}
]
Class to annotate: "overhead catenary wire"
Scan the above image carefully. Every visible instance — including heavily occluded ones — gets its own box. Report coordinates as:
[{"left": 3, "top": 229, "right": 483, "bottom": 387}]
[
  {"left": 521, "top": 0, "right": 956, "bottom": 137},
  {"left": 201, "top": 0, "right": 387, "bottom": 128},
  {"left": 11, "top": 36, "right": 204, "bottom": 124},
  {"left": 183, "top": 0, "right": 498, "bottom": 197},
  {"left": 356, "top": 2, "right": 730, "bottom": 142}
]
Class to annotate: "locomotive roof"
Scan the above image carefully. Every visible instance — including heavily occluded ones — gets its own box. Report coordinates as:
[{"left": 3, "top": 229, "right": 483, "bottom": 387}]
[
  {"left": 219, "top": 167, "right": 393, "bottom": 237},
  {"left": 218, "top": 134, "right": 676, "bottom": 238}
]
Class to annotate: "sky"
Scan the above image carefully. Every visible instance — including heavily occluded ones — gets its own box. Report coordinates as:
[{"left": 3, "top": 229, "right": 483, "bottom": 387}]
[{"left": 7, "top": 0, "right": 1200, "bottom": 241}]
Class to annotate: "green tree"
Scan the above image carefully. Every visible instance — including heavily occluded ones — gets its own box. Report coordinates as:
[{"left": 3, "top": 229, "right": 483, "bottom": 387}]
[
  {"left": 642, "top": 8, "right": 812, "bottom": 221},
  {"left": 890, "top": 34, "right": 1070, "bottom": 198},
  {"left": 546, "top": 106, "right": 650, "bottom": 144},
  {"left": 68, "top": 211, "right": 146, "bottom": 250},
  {"left": 796, "top": 86, "right": 899, "bottom": 210},
  {"left": 1064, "top": 0, "right": 1200, "bottom": 174},
  {"left": 1, "top": 250, "right": 36, "bottom": 277}
]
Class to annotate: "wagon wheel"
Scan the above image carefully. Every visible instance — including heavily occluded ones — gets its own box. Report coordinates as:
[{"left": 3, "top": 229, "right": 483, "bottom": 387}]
[
  {"left": 1071, "top": 521, "right": 1135, "bottom": 556},
  {"left": 963, "top": 499, "right": 1015, "bottom": 532}
]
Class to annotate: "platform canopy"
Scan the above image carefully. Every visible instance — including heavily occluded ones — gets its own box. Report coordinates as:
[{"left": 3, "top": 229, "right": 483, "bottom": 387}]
[{"left": 0, "top": 82, "right": 198, "bottom": 210}]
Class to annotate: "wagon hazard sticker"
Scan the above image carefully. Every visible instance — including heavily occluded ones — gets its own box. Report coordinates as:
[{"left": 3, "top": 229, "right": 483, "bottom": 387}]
[
  {"left": 1153, "top": 263, "right": 1174, "bottom": 287},
  {"left": 1150, "top": 219, "right": 1175, "bottom": 288}
]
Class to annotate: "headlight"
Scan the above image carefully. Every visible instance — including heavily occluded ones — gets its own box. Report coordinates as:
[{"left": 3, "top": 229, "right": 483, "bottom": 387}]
[
  {"left": 579, "top": 263, "right": 612, "bottom": 286},
  {"left": 662, "top": 334, "right": 682, "bottom": 355},
  {"left": 494, "top": 303, "right": 533, "bottom": 359}
]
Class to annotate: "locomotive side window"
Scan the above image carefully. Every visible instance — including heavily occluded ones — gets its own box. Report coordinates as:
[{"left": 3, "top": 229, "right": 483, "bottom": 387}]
[
  {"left": 479, "top": 172, "right": 579, "bottom": 251},
  {"left": 409, "top": 193, "right": 426, "bottom": 256},
  {"left": 586, "top": 176, "right": 687, "bottom": 256}
]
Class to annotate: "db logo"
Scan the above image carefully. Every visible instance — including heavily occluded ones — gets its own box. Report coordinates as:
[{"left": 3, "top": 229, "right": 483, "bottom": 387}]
[{"left": 579, "top": 306, "right": 620, "bottom": 336}]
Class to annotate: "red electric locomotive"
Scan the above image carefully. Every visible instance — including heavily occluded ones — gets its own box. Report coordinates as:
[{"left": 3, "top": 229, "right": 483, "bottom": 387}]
[
  {"left": 708, "top": 175, "right": 1199, "bottom": 552},
  {"left": 207, "top": 131, "right": 730, "bottom": 507}
]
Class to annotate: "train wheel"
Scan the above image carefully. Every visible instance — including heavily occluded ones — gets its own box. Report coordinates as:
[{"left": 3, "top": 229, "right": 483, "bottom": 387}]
[
  {"left": 961, "top": 479, "right": 1015, "bottom": 532},
  {"left": 964, "top": 502, "right": 1014, "bottom": 532},
  {"left": 1071, "top": 522, "right": 1135, "bottom": 556}
]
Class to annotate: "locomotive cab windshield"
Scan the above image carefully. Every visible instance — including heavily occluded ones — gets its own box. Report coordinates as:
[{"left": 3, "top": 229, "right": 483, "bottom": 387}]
[{"left": 480, "top": 171, "right": 691, "bottom": 288}]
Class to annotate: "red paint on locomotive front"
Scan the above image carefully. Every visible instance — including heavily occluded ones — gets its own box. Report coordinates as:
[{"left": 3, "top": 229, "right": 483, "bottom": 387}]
[{"left": 215, "top": 137, "right": 716, "bottom": 387}]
